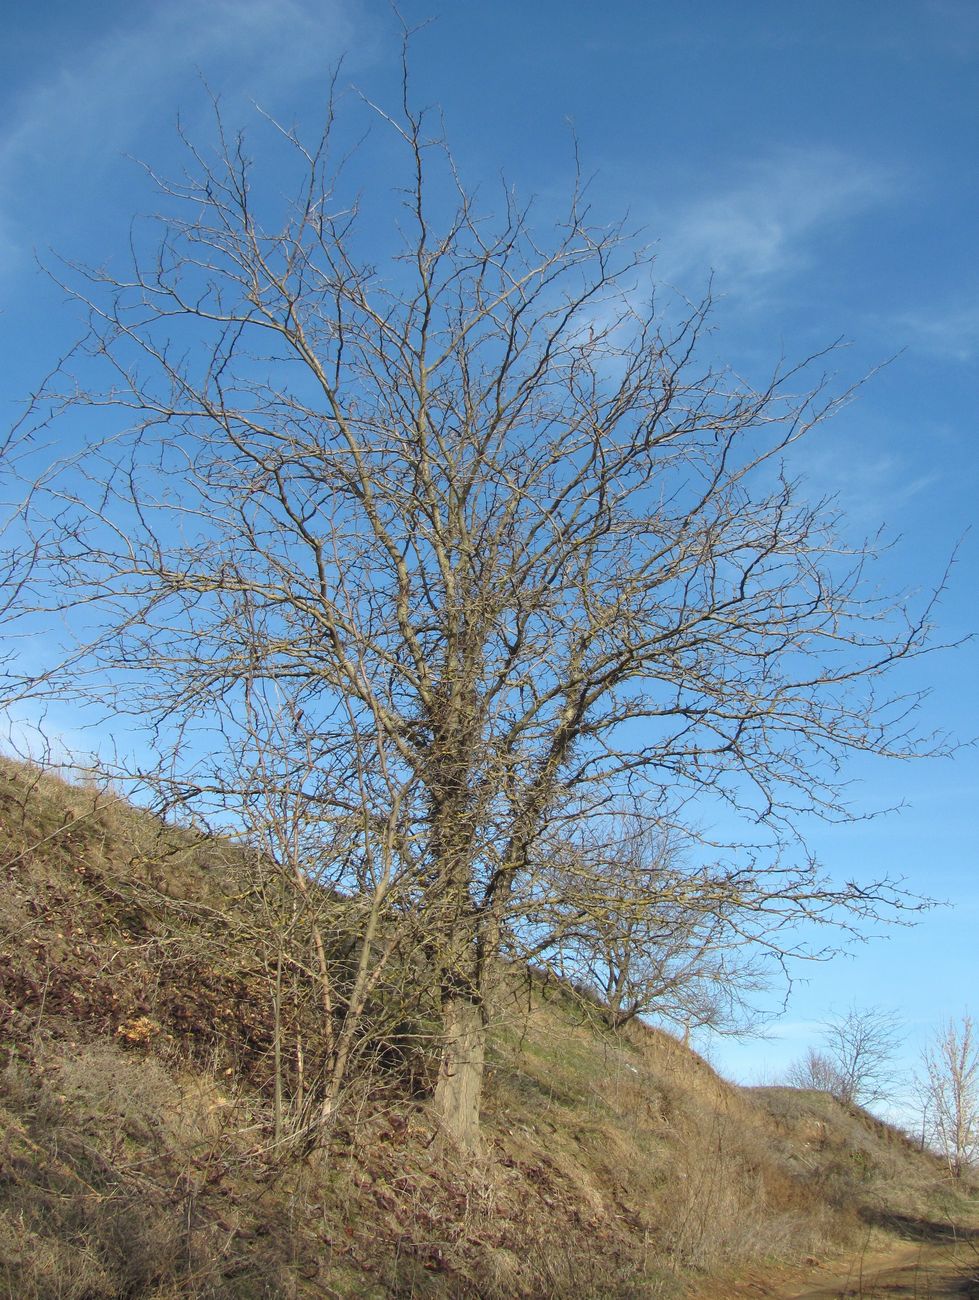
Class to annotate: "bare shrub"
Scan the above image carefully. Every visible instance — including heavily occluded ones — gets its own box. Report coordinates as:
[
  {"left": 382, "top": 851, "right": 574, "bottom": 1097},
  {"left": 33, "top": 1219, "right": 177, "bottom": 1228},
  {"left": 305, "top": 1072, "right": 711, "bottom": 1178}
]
[
  {"left": 657, "top": 1106, "right": 836, "bottom": 1272},
  {"left": 788, "top": 1046, "right": 849, "bottom": 1096}
]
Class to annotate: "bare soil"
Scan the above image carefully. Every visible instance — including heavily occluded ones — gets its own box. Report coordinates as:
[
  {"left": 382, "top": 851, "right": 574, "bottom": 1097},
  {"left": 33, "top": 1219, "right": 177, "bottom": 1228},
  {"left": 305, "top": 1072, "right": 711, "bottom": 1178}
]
[{"left": 767, "top": 1218, "right": 979, "bottom": 1299}]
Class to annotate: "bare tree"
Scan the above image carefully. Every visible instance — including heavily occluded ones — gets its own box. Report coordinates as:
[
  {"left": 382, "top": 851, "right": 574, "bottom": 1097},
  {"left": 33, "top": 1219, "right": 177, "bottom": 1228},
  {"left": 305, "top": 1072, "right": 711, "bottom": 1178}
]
[
  {"left": 787, "top": 1006, "right": 903, "bottom": 1108},
  {"left": 917, "top": 1014, "right": 979, "bottom": 1178},
  {"left": 522, "top": 813, "right": 771, "bottom": 1032},
  {"left": 786, "top": 1046, "right": 848, "bottom": 1097},
  {"left": 21, "top": 62, "right": 940, "bottom": 1149}
]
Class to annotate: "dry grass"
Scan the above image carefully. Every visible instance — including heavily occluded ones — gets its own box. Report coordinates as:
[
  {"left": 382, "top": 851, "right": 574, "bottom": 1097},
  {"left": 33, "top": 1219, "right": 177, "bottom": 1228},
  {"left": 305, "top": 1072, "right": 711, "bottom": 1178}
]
[
  {"left": 0, "top": 1046, "right": 294, "bottom": 1298},
  {"left": 2, "top": 758, "right": 975, "bottom": 1297}
]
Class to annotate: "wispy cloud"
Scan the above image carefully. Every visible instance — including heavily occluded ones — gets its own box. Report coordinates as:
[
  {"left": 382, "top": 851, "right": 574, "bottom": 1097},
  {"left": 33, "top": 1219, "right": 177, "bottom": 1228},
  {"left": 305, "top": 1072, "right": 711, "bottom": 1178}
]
[
  {"left": 884, "top": 304, "right": 979, "bottom": 364},
  {"left": 0, "top": 0, "right": 370, "bottom": 275},
  {"left": 2, "top": 0, "right": 365, "bottom": 163},
  {"left": 923, "top": 0, "right": 979, "bottom": 58},
  {"left": 764, "top": 1018, "right": 824, "bottom": 1044},
  {"left": 791, "top": 431, "right": 941, "bottom": 532},
  {"left": 652, "top": 147, "right": 899, "bottom": 299}
]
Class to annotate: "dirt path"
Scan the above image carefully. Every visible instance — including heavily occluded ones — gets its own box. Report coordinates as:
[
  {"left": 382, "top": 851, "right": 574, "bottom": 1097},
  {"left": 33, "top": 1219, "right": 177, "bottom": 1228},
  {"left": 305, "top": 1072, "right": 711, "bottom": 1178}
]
[{"left": 769, "top": 1233, "right": 979, "bottom": 1299}]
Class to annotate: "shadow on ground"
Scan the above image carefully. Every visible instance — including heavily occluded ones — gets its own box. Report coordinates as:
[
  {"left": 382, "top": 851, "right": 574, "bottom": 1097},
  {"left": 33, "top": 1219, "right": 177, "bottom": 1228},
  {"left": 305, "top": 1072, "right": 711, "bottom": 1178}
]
[{"left": 861, "top": 1208, "right": 979, "bottom": 1246}]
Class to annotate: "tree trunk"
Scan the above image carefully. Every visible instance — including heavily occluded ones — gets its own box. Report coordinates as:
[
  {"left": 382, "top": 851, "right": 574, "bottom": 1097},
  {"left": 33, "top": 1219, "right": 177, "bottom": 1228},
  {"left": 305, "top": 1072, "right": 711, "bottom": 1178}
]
[{"left": 433, "top": 993, "right": 486, "bottom": 1152}]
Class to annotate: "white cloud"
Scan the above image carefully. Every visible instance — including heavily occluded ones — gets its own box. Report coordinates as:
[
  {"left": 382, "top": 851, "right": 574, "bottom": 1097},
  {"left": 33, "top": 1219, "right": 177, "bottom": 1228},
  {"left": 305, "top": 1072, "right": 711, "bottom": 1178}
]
[
  {"left": 765, "top": 1018, "right": 825, "bottom": 1044},
  {"left": 0, "top": 0, "right": 371, "bottom": 276},
  {"left": 652, "top": 147, "right": 899, "bottom": 299},
  {"left": 923, "top": 0, "right": 979, "bottom": 58},
  {"left": 886, "top": 304, "right": 979, "bottom": 364},
  {"left": 790, "top": 432, "right": 941, "bottom": 533}
]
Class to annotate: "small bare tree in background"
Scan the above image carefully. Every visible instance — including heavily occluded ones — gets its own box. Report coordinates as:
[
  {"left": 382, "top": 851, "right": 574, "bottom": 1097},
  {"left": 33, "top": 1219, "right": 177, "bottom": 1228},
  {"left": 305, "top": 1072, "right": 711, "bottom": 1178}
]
[
  {"left": 787, "top": 1046, "right": 847, "bottom": 1097},
  {"left": 522, "top": 813, "right": 771, "bottom": 1032},
  {"left": 787, "top": 1005, "right": 903, "bottom": 1109},
  {"left": 917, "top": 1014, "right": 979, "bottom": 1179},
  {"left": 18, "top": 50, "right": 942, "bottom": 1150}
]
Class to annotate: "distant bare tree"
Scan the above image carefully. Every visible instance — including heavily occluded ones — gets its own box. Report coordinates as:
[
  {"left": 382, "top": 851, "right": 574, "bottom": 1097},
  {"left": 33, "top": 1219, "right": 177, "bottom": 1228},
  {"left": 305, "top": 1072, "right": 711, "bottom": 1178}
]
[
  {"left": 917, "top": 1014, "right": 979, "bottom": 1178},
  {"left": 787, "top": 1006, "right": 903, "bottom": 1108},
  {"left": 21, "top": 54, "right": 941, "bottom": 1149},
  {"left": 523, "top": 813, "right": 771, "bottom": 1032},
  {"left": 786, "top": 1046, "right": 847, "bottom": 1097}
]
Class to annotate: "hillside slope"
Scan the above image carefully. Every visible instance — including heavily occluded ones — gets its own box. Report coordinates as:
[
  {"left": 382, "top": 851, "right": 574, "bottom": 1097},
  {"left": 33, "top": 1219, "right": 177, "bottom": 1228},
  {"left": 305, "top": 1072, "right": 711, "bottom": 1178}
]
[{"left": 1, "top": 759, "right": 974, "bottom": 1298}]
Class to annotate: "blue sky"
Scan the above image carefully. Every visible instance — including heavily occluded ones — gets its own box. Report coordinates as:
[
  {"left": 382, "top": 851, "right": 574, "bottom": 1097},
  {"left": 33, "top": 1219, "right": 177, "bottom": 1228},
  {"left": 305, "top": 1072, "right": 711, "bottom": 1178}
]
[{"left": 1, "top": 1, "right": 976, "bottom": 1116}]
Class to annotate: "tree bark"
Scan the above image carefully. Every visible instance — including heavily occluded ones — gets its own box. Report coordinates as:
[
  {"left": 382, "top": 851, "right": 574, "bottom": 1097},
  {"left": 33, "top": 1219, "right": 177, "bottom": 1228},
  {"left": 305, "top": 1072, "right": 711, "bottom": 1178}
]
[{"left": 433, "top": 993, "right": 486, "bottom": 1153}]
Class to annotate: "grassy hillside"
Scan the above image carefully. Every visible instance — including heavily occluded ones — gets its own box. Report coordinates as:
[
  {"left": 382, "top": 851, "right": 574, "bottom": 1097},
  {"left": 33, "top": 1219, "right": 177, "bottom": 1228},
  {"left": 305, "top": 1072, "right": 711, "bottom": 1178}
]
[{"left": 1, "top": 759, "right": 973, "bottom": 1298}]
